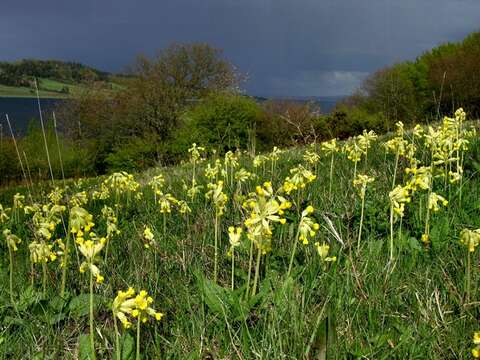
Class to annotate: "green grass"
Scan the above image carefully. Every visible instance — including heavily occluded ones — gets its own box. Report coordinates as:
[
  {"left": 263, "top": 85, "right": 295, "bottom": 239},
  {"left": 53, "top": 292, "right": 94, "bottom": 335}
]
[
  {"left": 0, "top": 125, "right": 479, "bottom": 359},
  {"left": 0, "top": 78, "right": 123, "bottom": 98}
]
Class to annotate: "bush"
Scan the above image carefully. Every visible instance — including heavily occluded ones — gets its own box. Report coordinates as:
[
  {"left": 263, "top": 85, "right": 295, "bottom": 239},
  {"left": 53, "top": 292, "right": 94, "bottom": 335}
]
[
  {"left": 105, "top": 138, "right": 157, "bottom": 172},
  {"left": 181, "top": 93, "right": 260, "bottom": 153}
]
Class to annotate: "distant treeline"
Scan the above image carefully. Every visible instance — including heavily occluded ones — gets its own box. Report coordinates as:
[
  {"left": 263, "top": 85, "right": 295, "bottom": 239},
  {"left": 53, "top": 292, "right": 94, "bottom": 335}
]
[
  {"left": 0, "top": 59, "right": 110, "bottom": 87},
  {"left": 339, "top": 31, "right": 480, "bottom": 124},
  {"left": 1, "top": 32, "right": 480, "bottom": 185}
]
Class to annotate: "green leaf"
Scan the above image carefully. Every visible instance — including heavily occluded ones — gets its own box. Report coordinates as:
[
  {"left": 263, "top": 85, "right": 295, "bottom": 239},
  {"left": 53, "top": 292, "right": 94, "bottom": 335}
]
[
  {"left": 78, "top": 334, "right": 95, "bottom": 360},
  {"left": 121, "top": 333, "right": 135, "bottom": 360},
  {"left": 69, "top": 294, "right": 102, "bottom": 318}
]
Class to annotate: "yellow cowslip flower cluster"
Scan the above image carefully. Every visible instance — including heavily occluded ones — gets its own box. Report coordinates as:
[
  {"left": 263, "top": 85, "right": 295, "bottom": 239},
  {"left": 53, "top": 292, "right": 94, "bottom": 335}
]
[
  {"left": 297, "top": 206, "right": 320, "bottom": 245},
  {"left": 389, "top": 185, "right": 411, "bottom": 218},
  {"left": 29, "top": 241, "right": 58, "bottom": 263},
  {"left": 205, "top": 159, "right": 223, "bottom": 181},
  {"left": 423, "top": 109, "right": 471, "bottom": 183},
  {"left": 227, "top": 226, "right": 242, "bottom": 256},
  {"left": 69, "top": 206, "right": 95, "bottom": 235},
  {"left": 385, "top": 121, "right": 408, "bottom": 156},
  {"left": 472, "top": 331, "right": 480, "bottom": 358},
  {"left": 224, "top": 150, "right": 239, "bottom": 169},
  {"left": 303, "top": 149, "right": 320, "bottom": 166},
  {"left": 357, "top": 129, "right": 378, "bottom": 153},
  {"left": 205, "top": 181, "right": 228, "bottom": 216},
  {"left": 69, "top": 191, "right": 89, "bottom": 207},
  {"left": 234, "top": 168, "right": 254, "bottom": 184},
  {"left": 103, "top": 172, "right": 141, "bottom": 198},
  {"left": 428, "top": 192, "right": 448, "bottom": 212},
  {"left": 460, "top": 228, "right": 480, "bottom": 253},
  {"left": 269, "top": 146, "right": 282, "bottom": 162},
  {"left": 13, "top": 193, "right": 25, "bottom": 210},
  {"left": 0, "top": 204, "right": 10, "bottom": 224},
  {"left": 101, "top": 206, "right": 120, "bottom": 239},
  {"left": 405, "top": 166, "right": 431, "bottom": 192},
  {"left": 113, "top": 288, "right": 163, "bottom": 328},
  {"left": 344, "top": 139, "right": 364, "bottom": 164},
  {"left": 282, "top": 165, "right": 317, "bottom": 194},
  {"left": 244, "top": 182, "right": 291, "bottom": 254},
  {"left": 149, "top": 174, "right": 165, "bottom": 195},
  {"left": 314, "top": 242, "right": 337, "bottom": 262},
  {"left": 92, "top": 182, "right": 110, "bottom": 200},
  {"left": 32, "top": 203, "right": 66, "bottom": 240},
  {"left": 3, "top": 229, "right": 21, "bottom": 251},
  {"left": 78, "top": 234, "right": 106, "bottom": 284},
  {"left": 188, "top": 143, "right": 205, "bottom": 163},
  {"left": 353, "top": 174, "right": 375, "bottom": 199},
  {"left": 48, "top": 187, "right": 64, "bottom": 205},
  {"left": 142, "top": 225, "right": 156, "bottom": 249},
  {"left": 321, "top": 138, "right": 339, "bottom": 155},
  {"left": 177, "top": 200, "right": 191, "bottom": 214},
  {"left": 157, "top": 192, "right": 178, "bottom": 214},
  {"left": 253, "top": 154, "right": 269, "bottom": 168},
  {"left": 183, "top": 179, "right": 203, "bottom": 200}
]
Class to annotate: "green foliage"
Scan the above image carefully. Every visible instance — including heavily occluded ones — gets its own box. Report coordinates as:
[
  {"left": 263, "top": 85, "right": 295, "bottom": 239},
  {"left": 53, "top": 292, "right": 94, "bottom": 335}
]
[
  {"left": 183, "top": 93, "right": 259, "bottom": 152},
  {"left": 105, "top": 138, "right": 157, "bottom": 172},
  {"left": 344, "top": 30, "right": 480, "bottom": 121},
  {"left": 0, "top": 59, "right": 109, "bottom": 87}
]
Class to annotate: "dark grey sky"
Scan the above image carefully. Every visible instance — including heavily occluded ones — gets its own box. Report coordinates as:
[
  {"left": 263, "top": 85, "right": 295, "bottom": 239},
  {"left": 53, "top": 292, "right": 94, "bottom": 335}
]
[{"left": 1, "top": 0, "right": 479, "bottom": 96}]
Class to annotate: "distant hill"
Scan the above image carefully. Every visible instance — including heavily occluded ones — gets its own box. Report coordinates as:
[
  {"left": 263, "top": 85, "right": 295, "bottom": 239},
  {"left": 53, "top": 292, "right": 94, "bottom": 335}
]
[{"left": 0, "top": 59, "right": 126, "bottom": 98}]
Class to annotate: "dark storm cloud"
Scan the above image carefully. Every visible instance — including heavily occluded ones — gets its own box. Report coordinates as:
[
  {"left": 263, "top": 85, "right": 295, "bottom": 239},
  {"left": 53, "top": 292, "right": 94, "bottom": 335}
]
[{"left": 1, "top": 0, "right": 479, "bottom": 96}]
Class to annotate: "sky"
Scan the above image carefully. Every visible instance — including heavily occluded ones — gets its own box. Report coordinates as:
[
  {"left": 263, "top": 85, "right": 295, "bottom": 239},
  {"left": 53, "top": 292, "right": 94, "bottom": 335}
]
[{"left": 1, "top": 0, "right": 479, "bottom": 97}]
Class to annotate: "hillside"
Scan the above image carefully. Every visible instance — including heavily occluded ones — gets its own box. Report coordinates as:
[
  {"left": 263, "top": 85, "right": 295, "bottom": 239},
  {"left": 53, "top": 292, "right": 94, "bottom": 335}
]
[
  {"left": 0, "top": 112, "right": 479, "bottom": 358},
  {"left": 0, "top": 59, "right": 125, "bottom": 98}
]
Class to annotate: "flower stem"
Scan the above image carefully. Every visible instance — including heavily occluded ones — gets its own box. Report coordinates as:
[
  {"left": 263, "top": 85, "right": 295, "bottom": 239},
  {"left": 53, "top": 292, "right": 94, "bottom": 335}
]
[
  {"left": 42, "top": 262, "right": 47, "bottom": 296},
  {"left": 8, "top": 246, "right": 15, "bottom": 309},
  {"left": 231, "top": 248, "right": 235, "bottom": 291},
  {"left": 329, "top": 153, "right": 334, "bottom": 199},
  {"left": 136, "top": 319, "right": 141, "bottom": 360},
  {"left": 466, "top": 250, "right": 471, "bottom": 304},
  {"left": 245, "top": 239, "right": 254, "bottom": 298},
  {"left": 392, "top": 151, "right": 399, "bottom": 189},
  {"left": 214, "top": 213, "right": 219, "bottom": 283},
  {"left": 113, "top": 311, "right": 121, "bottom": 360},
  {"left": 287, "top": 222, "right": 302, "bottom": 277},
  {"left": 60, "top": 234, "right": 71, "bottom": 297},
  {"left": 389, "top": 205, "right": 394, "bottom": 263},
  {"left": 251, "top": 248, "right": 262, "bottom": 296},
  {"left": 89, "top": 271, "right": 96, "bottom": 360},
  {"left": 357, "top": 195, "right": 365, "bottom": 252}
]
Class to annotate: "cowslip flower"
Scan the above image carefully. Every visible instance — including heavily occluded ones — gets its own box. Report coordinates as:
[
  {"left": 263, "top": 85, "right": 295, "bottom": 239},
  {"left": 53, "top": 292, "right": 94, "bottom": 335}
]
[
  {"left": 389, "top": 185, "right": 411, "bottom": 218},
  {"left": 314, "top": 242, "right": 337, "bottom": 262},
  {"left": 142, "top": 226, "right": 156, "bottom": 249},
  {"left": 131, "top": 290, "right": 164, "bottom": 323},
  {"left": 3, "top": 229, "right": 21, "bottom": 252},
  {"left": 298, "top": 206, "right": 320, "bottom": 245},
  {"left": 472, "top": 331, "right": 480, "bottom": 358},
  {"left": 78, "top": 236, "right": 106, "bottom": 284},
  {"left": 428, "top": 192, "right": 448, "bottom": 212},
  {"left": 113, "top": 287, "right": 136, "bottom": 329},
  {"left": 205, "top": 181, "right": 228, "bottom": 215},
  {"left": 460, "top": 229, "right": 480, "bottom": 253},
  {"left": 353, "top": 174, "right": 375, "bottom": 199},
  {"left": 228, "top": 226, "right": 242, "bottom": 254}
]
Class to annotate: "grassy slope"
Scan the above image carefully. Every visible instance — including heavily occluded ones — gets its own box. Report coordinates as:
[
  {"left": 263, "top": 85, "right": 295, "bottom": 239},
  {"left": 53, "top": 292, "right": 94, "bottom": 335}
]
[
  {"left": 0, "top": 128, "right": 479, "bottom": 358},
  {"left": 0, "top": 77, "right": 123, "bottom": 98}
]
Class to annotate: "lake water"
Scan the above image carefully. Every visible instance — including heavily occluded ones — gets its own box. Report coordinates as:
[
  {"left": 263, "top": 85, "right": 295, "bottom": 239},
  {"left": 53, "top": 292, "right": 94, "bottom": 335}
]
[
  {"left": 0, "top": 97, "right": 65, "bottom": 136},
  {"left": 0, "top": 95, "right": 343, "bottom": 136}
]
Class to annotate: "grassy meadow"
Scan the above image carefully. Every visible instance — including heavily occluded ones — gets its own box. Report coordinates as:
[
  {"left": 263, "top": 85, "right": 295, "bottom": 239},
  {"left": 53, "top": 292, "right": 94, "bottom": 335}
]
[
  {"left": 0, "top": 110, "right": 480, "bottom": 359},
  {"left": 0, "top": 78, "right": 123, "bottom": 98}
]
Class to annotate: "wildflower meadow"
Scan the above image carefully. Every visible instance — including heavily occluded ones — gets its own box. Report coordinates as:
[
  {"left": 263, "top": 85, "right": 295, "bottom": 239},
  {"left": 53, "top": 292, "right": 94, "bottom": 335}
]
[{"left": 1, "top": 109, "right": 480, "bottom": 359}]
